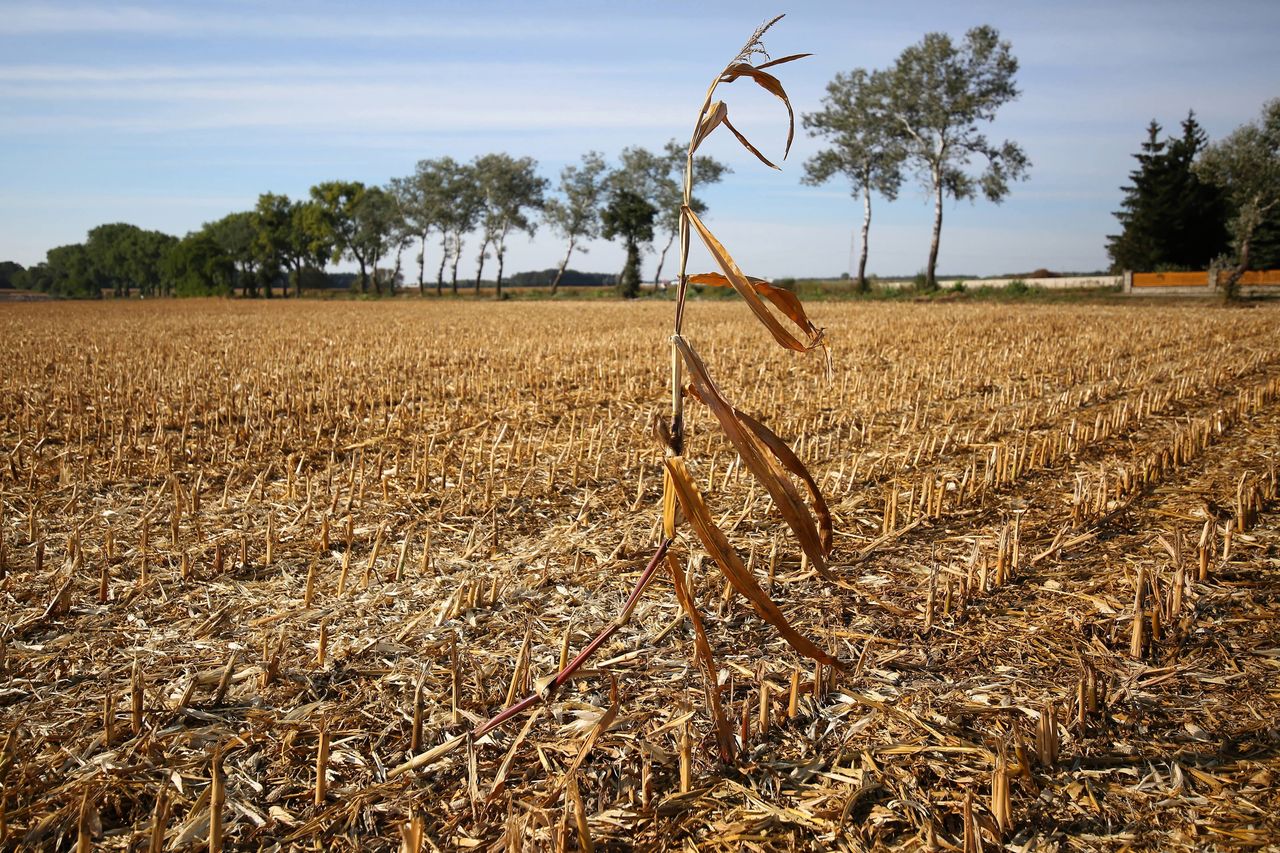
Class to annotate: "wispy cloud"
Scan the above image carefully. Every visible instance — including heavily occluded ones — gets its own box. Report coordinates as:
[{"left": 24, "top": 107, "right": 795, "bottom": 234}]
[{"left": 0, "top": 2, "right": 605, "bottom": 40}]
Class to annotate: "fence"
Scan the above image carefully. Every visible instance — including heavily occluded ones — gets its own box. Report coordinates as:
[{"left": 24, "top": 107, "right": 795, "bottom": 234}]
[{"left": 1124, "top": 269, "right": 1280, "bottom": 296}]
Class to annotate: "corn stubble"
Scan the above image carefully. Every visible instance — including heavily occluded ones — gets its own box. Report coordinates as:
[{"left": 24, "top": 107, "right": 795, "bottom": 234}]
[{"left": 3, "top": 24, "right": 1280, "bottom": 853}]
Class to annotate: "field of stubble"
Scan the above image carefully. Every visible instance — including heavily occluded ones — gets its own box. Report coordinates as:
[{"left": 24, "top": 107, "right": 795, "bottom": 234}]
[{"left": 1, "top": 298, "right": 1278, "bottom": 851}]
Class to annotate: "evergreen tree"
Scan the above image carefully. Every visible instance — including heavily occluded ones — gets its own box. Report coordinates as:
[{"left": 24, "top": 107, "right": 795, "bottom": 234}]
[
  {"left": 1107, "top": 121, "right": 1166, "bottom": 271},
  {"left": 1163, "top": 114, "right": 1231, "bottom": 268},
  {"left": 1107, "top": 113, "right": 1229, "bottom": 271}
]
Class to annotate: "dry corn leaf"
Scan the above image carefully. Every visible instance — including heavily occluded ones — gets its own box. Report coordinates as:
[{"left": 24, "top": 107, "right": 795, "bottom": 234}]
[
  {"left": 542, "top": 675, "right": 619, "bottom": 806},
  {"left": 754, "top": 52, "right": 813, "bottom": 71},
  {"left": 692, "top": 101, "right": 729, "bottom": 155},
  {"left": 686, "top": 272, "right": 824, "bottom": 359},
  {"left": 721, "top": 114, "right": 780, "bottom": 170},
  {"left": 667, "top": 553, "right": 736, "bottom": 762},
  {"left": 663, "top": 455, "right": 837, "bottom": 666},
  {"left": 731, "top": 407, "right": 833, "bottom": 557},
  {"left": 719, "top": 62, "right": 800, "bottom": 158},
  {"left": 683, "top": 206, "right": 824, "bottom": 353},
  {"left": 675, "top": 335, "right": 832, "bottom": 574}
]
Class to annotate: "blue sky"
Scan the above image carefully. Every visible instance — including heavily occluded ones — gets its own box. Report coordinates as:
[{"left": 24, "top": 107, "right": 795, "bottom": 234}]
[{"left": 2, "top": 1, "right": 1277, "bottom": 279}]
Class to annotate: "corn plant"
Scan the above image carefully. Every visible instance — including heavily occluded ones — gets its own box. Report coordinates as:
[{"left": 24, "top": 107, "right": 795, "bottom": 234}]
[
  {"left": 657, "top": 14, "right": 837, "bottom": 757},
  {"left": 389, "top": 14, "right": 834, "bottom": 775}
]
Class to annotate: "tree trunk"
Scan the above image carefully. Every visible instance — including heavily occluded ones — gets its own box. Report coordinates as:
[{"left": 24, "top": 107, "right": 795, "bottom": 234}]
[
  {"left": 243, "top": 264, "right": 257, "bottom": 298},
  {"left": 1223, "top": 236, "right": 1250, "bottom": 302},
  {"left": 858, "top": 183, "right": 872, "bottom": 293},
  {"left": 495, "top": 249, "right": 505, "bottom": 300},
  {"left": 437, "top": 234, "right": 448, "bottom": 296},
  {"left": 653, "top": 231, "right": 677, "bottom": 287},
  {"left": 450, "top": 234, "right": 461, "bottom": 295},
  {"left": 926, "top": 169, "right": 943, "bottom": 290},
  {"left": 357, "top": 259, "right": 368, "bottom": 294},
  {"left": 418, "top": 231, "right": 428, "bottom": 295},
  {"left": 620, "top": 240, "right": 641, "bottom": 299},
  {"left": 389, "top": 241, "right": 406, "bottom": 296},
  {"left": 474, "top": 243, "right": 486, "bottom": 296},
  {"left": 550, "top": 237, "right": 576, "bottom": 295}
]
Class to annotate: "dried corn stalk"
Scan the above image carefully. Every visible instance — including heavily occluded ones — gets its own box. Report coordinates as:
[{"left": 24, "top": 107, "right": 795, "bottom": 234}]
[
  {"left": 392, "top": 14, "right": 835, "bottom": 779},
  {"left": 661, "top": 15, "right": 835, "bottom": 668}
]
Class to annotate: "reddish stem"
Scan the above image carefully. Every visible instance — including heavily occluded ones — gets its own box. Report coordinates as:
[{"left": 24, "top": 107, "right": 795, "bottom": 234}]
[{"left": 471, "top": 537, "right": 673, "bottom": 741}]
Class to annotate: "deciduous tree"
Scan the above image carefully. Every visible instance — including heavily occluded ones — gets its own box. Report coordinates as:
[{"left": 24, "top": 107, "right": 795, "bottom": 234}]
[
  {"left": 608, "top": 143, "right": 729, "bottom": 287},
  {"left": 437, "top": 159, "right": 483, "bottom": 295},
  {"left": 1195, "top": 99, "right": 1280, "bottom": 298},
  {"left": 85, "top": 223, "right": 177, "bottom": 297},
  {"left": 252, "top": 193, "right": 332, "bottom": 298},
  {"left": 544, "top": 151, "right": 608, "bottom": 294},
  {"left": 601, "top": 189, "right": 656, "bottom": 299},
  {"left": 205, "top": 212, "right": 265, "bottom": 297},
  {"left": 471, "top": 153, "right": 546, "bottom": 298},
  {"left": 803, "top": 68, "right": 905, "bottom": 292},
  {"left": 310, "top": 181, "right": 373, "bottom": 294},
  {"left": 392, "top": 158, "right": 456, "bottom": 295},
  {"left": 165, "top": 232, "right": 235, "bottom": 296},
  {"left": 882, "top": 25, "right": 1030, "bottom": 289}
]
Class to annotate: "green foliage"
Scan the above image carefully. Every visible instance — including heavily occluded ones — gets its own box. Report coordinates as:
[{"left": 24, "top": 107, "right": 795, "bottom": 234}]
[
  {"left": 0, "top": 261, "right": 23, "bottom": 289},
  {"left": 506, "top": 268, "right": 615, "bottom": 288},
  {"left": 609, "top": 142, "right": 729, "bottom": 285},
  {"left": 1194, "top": 99, "right": 1280, "bottom": 297},
  {"left": 601, "top": 189, "right": 656, "bottom": 299},
  {"left": 85, "top": 223, "right": 178, "bottom": 297},
  {"left": 253, "top": 193, "right": 332, "bottom": 297},
  {"left": 1005, "top": 278, "right": 1030, "bottom": 294},
  {"left": 165, "top": 232, "right": 235, "bottom": 296},
  {"left": 204, "top": 211, "right": 266, "bottom": 296},
  {"left": 881, "top": 25, "right": 1030, "bottom": 289},
  {"left": 431, "top": 159, "right": 483, "bottom": 294},
  {"left": 310, "top": 180, "right": 369, "bottom": 293},
  {"left": 950, "top": 280, "right": 967, "bottom": 293},
  {"left": 1252, "top": 211, "right": 1280, "bottom": 269},
  {"left": 309, "top": 181, "right": 405, "bottom": 295},
  {"left": 22, "top": 243, "right": 100, "bottom": 297},
  {"left": 391, "top": 158, "right": 460, "bottom": 293},
  {"left": 354, "top": 187, "right": 408, "bottom": 295},
  {"left": 1107, "top": 113, "right": 1230, "bottom": 272}
]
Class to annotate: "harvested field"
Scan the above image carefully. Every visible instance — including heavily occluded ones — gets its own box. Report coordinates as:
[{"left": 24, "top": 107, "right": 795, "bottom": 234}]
[{"left": 1, "top": 298, "right": 1279, "bottom": 851}]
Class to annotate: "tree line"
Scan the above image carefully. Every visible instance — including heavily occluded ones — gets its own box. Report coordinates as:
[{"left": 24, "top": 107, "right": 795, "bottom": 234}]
[
  {"left": 5, "top": 24, "right": 1275, "bottom": 300},
  {"left": 1107, "top": 100, "right": 1280, "bottom": 296},
  {"left": 5, "top": 145, "right": 728, "bottom": 300},
  {"left": 8, "top": 24, "right": 1039, "bottom": 298},
  {"left": 796, "top": 26, "right": 1278, "bottom": 297}
]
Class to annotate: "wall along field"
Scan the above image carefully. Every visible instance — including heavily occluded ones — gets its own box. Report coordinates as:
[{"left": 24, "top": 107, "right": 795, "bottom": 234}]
[{"left": 1, "top": 298, "right": 1278, "bottom": 849}]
